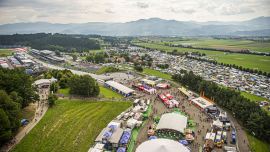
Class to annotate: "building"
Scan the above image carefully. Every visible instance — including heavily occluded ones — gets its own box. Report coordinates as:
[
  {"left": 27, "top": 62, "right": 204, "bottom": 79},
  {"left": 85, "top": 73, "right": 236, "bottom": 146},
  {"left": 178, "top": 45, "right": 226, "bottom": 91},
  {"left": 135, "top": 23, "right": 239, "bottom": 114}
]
[
  {"left": 135, "top": 138, "right": 190, "bottom": 152},
  {"left": 95, "top": 126, "right": 124, "bottom": 150},
  {"left": 156, "top": 113, "right": 188, "bottom": 134},
  {"left": 191, "top": 97, "right": 214, "bottom": 110},
  {"left": 33, "top": 78, "right": 57, "bottom": 100},
  {"left": 104, "top": 81, "right": 134, "bottom": 97}
]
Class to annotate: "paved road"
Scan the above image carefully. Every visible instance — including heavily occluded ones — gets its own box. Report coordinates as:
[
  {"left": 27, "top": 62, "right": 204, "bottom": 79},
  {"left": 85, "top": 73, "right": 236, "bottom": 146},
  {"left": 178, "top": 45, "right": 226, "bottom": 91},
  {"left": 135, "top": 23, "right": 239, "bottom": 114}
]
[{"left": 26, "top": 54, "right": 110, "bottom": 80}]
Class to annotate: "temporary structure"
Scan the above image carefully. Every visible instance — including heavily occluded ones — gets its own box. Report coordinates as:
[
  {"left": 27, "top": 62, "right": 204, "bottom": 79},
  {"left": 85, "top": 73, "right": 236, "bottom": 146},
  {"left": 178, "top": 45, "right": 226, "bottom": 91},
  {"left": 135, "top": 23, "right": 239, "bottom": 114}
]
[
  {"left": 136, "top": 138, "right": 190, "bottom": 152},
  {"left": 156, "top": 113, "right": 188, "bottom": 134}
]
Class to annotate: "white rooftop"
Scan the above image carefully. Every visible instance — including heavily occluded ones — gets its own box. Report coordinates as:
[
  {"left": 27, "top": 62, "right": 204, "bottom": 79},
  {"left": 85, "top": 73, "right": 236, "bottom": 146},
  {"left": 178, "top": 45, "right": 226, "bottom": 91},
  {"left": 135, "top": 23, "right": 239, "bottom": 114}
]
[
  {"left": 156, "top": 113, "right": 187, "bottom": 133},
  {"left": 136, "top": 138, "right": 190, "bottom": 152},
  {"left": 191, "top": 97, "right": 214, "bottom": 109},
  {"left": 105, "top": 80, "right": 134, "bottom": 94}
]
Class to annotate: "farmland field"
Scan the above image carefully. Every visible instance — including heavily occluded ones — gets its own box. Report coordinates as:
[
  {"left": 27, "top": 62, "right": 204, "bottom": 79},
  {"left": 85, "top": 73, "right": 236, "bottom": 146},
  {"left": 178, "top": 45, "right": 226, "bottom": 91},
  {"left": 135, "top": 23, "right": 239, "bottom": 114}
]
[
  {"left": 12, "top": 99, "right": 131, "bottom": 152},
  {"left": 0, "top": 49, "right": 13, "bottom": 57},
  {"left": 134, "top": 42, "right": 270, "bottom": 73},
  {"left": 137, "top": 38, "right": 270, "bottom": 53}
]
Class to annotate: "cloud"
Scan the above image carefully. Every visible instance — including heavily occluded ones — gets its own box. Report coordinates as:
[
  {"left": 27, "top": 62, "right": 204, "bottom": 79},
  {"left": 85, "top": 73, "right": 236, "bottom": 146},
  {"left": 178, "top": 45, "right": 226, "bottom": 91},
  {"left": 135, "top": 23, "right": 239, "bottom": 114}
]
[
  {"left": 0, "top": 0, "right": 269, "bottom": 24},
  {"left": 219, "top": 4, "right": 254, "bottom": 15},
  {"left": 105, "top": 8, "right": 115, "bottom": 14},
  {"left": 136, "top": 2, "right": 149, "bottom": 9},
  {"left": 171, "top": 8, "right": 196, "bottom": 14}
]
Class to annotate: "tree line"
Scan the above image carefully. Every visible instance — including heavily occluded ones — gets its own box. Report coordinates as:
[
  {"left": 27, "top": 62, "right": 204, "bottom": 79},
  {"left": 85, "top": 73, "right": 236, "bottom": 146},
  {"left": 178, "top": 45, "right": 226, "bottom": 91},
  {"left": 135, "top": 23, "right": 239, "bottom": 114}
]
[
  {"left": 0, "top": 68, "right": 38, "bottom": 145},
  {"left": 172, "top": 71, "right": 270, "bottom": 143},
  {"left": 0, "top": 33, "right": 100, "bottom": 52}
]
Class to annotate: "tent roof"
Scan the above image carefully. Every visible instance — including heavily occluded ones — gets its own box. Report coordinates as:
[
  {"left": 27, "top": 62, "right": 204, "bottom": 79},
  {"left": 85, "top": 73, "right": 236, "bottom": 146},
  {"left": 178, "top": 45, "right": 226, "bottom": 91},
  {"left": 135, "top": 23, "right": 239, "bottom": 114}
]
[
  {"left": 136, "top": 138, "right": 190, "bottom": 152},
  {"left": 105, "top": 81, "right": 134, "bottom": 94},
  {"left": 156, "top": 113, "right": 187, "bottom": 133},
  {"left": 191, "top": 97, "right": 213, "bottom": 109},
  {"left": 34, "top": 79, "right": 51, "bottom": 86}
]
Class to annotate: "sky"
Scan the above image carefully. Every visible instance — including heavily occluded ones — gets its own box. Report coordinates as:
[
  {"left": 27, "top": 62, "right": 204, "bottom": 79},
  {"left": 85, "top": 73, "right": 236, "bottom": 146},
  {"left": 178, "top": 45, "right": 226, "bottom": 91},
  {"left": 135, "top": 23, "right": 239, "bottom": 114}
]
[{"left": 0, "top": 0, "right": 269, "bottom": 24}]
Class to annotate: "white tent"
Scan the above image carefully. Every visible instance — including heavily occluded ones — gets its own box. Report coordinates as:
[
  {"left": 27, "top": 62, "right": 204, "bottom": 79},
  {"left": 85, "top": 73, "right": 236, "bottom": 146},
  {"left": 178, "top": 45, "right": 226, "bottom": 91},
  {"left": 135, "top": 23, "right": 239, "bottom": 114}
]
[
  {"left": 156, "top": 113, "right": 188, "bottom": 134},
  {"left": 136, "top": 138, "right": 190, "bottom": 152}
]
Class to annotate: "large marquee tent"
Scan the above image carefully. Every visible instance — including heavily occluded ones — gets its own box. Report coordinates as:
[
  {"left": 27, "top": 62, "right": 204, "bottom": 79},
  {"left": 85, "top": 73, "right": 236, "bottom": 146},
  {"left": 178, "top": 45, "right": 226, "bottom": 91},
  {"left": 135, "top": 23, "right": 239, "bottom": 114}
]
[{"left": 135, "top": 138, "right": 190, "bottom": 152}]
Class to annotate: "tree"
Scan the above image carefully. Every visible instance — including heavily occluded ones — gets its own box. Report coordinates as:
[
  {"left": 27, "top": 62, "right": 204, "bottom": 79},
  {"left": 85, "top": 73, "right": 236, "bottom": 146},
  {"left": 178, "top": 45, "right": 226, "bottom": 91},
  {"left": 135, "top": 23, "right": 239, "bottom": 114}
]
[
  {"left": 50, "top": 82, "right": 59, "bottom": 93},
  {"left": 72, "top": 54, "right": 77, "bottom": 61},
  {"left": 0, "top": 108, "right": 12, "bottom": 145},
  {"left": 69, "top": 75, "right": 100, "bottom": 97},
  {"left": 48, "top": 94, "right": 58, "bottom": 107},
  {"left": 0, "top": 90, "right": 21, "bottom": 145},
  {"left": 134, "top": 65, "right": 143, "bottom": 72},
  {"left": 0, "top": 68, "right": 38, "bottom": 108}
]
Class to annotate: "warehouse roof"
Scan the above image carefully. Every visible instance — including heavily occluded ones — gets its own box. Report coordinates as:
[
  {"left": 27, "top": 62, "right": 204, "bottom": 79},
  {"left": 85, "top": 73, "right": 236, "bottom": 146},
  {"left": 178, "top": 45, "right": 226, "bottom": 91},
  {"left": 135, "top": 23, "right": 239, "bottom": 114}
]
[{"left": 105, "top": 81, "right": 134, "bottom": 94}]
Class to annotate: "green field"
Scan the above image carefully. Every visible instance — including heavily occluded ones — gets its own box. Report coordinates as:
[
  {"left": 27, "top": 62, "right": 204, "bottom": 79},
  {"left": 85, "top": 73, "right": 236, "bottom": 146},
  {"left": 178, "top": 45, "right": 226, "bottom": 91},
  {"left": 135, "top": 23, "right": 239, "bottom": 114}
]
[
  {"left": 95, "top": 66, "right": 121, "bottom": 75},
  {"left": 143, "top": 68, "right": 172, "bottom": 80},
  {"left": 211, "top": 53, "right": 270, "bottom": 73},
  {"left": 99, "top": 86, "right": 123, "bottom": 99},
  {"left": 0, "top": 49, "right": 13, "bottom": 57},
  {"left": 241, "top": 92, "right": 269, "bottom": 102},
  {"left": 138, "top": 38, "right": 270, "bottom": 53},
  {"left": 247, "top": 133, "right": 270, "bottom": 152},
  {"left": 12, "top": 99, "right": 131, "bottom": 152},
  {"left": 134, "top": 42, "right": 270, "bottom": 73},
  {"left": 168, "top": 39, "right": 270, "bottom": 53}
]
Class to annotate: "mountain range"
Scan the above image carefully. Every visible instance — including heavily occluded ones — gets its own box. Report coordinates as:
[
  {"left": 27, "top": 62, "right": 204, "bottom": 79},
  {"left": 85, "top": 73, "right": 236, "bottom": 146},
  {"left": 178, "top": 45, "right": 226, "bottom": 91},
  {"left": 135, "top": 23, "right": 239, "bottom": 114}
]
[{"left": 0, "top": 16, "right": 270, "bottom": 36}]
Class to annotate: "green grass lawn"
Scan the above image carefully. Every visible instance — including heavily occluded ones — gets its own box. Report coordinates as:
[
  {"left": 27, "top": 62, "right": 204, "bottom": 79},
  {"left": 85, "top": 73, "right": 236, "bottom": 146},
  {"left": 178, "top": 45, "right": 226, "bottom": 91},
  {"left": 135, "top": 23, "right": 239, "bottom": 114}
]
[
  {"left": 95, "top": 66, "right": 121, "bottom": 75},
  {"left": 134, "top": 42, "right": 270, "bottom": 73},
  {"left": 241, "top": 92, "right": 268, "bottom": 102},
  {"left": 143, "top": 68, "right": 172, "bottom": 80},
  {"left": 58, "top": 88, "right": 70, "bottom": 96},
  {"left": 99, "top": 86, "right": 123, "bottom": 99},
  {"left": 0, "top": 49, "right": 13, "bottom": 57},
  {"left": 247, "top": 133, "right": 270, "bottom": 152},
  {"left": 12, "top": 99, "right": 131, "bottom": 152},
  {"left": 169, "top": 38, "right": 270, "bottom": 53}
]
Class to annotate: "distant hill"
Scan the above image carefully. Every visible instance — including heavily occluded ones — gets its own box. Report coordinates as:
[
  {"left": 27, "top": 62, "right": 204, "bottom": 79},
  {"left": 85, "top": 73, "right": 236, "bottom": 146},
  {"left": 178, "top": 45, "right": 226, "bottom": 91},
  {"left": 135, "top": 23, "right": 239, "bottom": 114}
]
[{"left": 0, "top": 16, "right": 270, "bottom": 36}]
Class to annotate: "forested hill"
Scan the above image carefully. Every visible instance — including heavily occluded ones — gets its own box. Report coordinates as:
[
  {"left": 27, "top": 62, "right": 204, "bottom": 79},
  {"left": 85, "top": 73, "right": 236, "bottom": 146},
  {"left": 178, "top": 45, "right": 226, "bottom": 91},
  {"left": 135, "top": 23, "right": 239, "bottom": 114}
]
[{"left": 0, "top": 33, "right": 101, "bottom": 52}]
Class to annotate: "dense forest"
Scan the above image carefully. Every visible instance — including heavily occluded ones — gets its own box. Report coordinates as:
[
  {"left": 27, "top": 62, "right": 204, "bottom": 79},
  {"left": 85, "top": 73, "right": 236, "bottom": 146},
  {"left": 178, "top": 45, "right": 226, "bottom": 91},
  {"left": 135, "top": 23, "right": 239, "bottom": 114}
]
[
  {"left": 0, "top": 68, "right": 38, "bottom": 145},
  {"left": 0, "top": 33, "right": 100, "bottom": 52},
  {"left": 172, "top": 71, "right": 270, "bottom": 143}
]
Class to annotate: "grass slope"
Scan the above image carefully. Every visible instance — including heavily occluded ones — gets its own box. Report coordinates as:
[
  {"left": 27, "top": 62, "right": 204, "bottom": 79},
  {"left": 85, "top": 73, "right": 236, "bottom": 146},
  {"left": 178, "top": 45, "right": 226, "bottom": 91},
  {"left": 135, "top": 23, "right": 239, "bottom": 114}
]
[
  {"left": 247, "top": 133, "right": 270, "bottom": 152},
  {"left": 12, "top": 99, "right": 131, "bottom": 152},
  {"left": 99, "top": 86, "right": 123, "bottom": 99},
  {"left": 0, "top": 49, "right": 13, "bottom": 57},
  {"left": 241, "top": 92, "right": 268, "bottom": 102},
  {"left": 143, "top": 68, "right": 172, "bottom": 80}
]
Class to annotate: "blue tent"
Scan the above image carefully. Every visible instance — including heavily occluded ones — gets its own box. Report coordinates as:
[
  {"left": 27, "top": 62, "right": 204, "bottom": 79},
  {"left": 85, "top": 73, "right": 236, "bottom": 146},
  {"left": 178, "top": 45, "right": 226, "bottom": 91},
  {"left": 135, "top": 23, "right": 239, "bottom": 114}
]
[
  {"left": 103, "top": 131, "right": 113, "bottom": 139},
  {"left": 148, "top": 136, "right": 157, "bottom": 140},
  {"left": 120, "top": 131, "right": 131, "bottom": 144},
  {"left": 117, "top": 147, "right": 126, "bottom": 152},
  {"left": 179, "top": 140, "right": 189, "bottom": 145}
]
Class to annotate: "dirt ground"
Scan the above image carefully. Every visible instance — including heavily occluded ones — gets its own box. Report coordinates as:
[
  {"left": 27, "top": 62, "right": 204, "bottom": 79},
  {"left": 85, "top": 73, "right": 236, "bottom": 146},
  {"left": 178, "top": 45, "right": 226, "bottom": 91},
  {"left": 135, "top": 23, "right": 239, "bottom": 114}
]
[{"left": 129, "top": 82, "right": 250, "bottom": 152}]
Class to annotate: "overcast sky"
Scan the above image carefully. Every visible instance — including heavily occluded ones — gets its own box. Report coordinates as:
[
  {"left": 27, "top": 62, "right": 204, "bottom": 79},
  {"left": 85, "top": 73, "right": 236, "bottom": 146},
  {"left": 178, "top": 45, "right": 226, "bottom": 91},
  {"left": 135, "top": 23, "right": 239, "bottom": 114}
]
[{"left": 0, "top": 0, "right": 269, "bottom": 24}]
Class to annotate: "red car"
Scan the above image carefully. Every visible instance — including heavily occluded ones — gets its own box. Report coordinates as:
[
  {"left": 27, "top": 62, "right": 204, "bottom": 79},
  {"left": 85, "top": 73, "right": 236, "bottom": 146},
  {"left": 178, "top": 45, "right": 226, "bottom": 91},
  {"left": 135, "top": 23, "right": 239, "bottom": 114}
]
[
  {"left": 165, "top": 93, "right": 173, "bottom": 100},
  {"left": 158, "top": 94, "right": 171, "bottom": 107}
]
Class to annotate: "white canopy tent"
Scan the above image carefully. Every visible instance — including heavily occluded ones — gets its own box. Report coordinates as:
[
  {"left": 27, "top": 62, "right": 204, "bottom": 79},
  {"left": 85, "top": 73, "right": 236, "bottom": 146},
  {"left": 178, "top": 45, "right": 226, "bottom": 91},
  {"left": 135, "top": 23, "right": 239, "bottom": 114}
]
[
  {"left": 156, "top": 113, "right": 187, "bottom": 134},
  {"left": 135, "top": 138, "right": 190, "bottom": 152}
]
